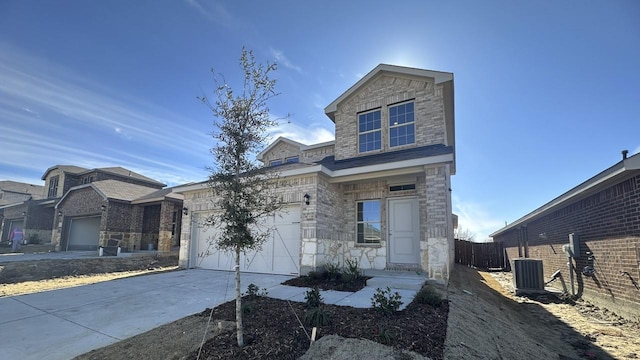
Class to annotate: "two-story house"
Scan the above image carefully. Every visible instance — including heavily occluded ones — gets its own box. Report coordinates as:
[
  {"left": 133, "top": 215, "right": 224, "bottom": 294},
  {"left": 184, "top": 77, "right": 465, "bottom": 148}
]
[
  {"left": 2, "top": 165, "right": 183, "bottom": 253},
  {"left": 177, "top": 64, "right": 456, "bottom": 282}
]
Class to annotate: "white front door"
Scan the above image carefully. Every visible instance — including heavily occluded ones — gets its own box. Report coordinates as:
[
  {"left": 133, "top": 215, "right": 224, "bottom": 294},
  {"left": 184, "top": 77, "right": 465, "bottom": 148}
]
[{"left": 388, "top": 198, "right": 420, "bottom": 265}]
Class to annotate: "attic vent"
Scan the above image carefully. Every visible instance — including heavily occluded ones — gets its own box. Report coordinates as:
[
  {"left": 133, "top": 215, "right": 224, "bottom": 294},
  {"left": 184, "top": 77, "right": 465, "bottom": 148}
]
[
  {"left": 512, "top": 258, "right": 545, "bottom": 295},
  {"left": 390, "top": 184, "right": 416, "bottom": 192}
]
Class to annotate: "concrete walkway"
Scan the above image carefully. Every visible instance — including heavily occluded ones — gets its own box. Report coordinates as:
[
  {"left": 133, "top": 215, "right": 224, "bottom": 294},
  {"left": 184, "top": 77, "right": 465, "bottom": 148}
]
[{"left": 0, "top": 269, "right": 424, "bottom": 360}]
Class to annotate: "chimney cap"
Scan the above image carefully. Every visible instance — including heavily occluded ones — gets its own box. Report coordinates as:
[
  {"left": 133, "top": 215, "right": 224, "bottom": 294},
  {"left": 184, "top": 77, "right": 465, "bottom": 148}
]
[{"left": 622, "top": 149, "right": 629, "bottom": 160}]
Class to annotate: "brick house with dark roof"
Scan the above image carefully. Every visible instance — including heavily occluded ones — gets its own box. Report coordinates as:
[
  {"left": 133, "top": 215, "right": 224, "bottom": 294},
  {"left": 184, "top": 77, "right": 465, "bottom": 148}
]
[
  {"left": 176, "top": 64, "right": 456, "bottom": 282},
  {"left": 1, "top": 165, "right": 182, "bottom": 253},
  {"left": 491, "top": 151, "right": 640, "bottom": 320}
]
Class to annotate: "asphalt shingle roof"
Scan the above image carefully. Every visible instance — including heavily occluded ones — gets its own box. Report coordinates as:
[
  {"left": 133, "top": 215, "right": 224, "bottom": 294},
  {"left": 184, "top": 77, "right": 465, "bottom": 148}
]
[
  {"left": 316, "top": 144, "right": 453, "bottom": 171},
  {"left": 95, "top": 167, "right": 165, "bottom": 186},
  {"left": 91, "top": 180, "right": 159, "bottom": 201}
]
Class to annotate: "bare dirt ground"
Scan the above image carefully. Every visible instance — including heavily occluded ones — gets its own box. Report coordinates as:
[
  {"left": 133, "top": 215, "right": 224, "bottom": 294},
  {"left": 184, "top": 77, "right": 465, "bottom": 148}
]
[
  {"left": 0, "top": 254, "right": 178, "bottom": 297},
  {"left": 4, "top": 257, "right": 639, "bottom": 359},
  {"left": 445, "top": 265, "right": 640, "bottom": 360}
]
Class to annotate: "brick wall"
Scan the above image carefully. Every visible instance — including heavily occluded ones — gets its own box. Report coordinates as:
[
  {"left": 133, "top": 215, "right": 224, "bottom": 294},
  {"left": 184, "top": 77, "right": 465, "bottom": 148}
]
[
  {"left": 302, "top": 144, "right": 335, "bottom": 163},
  {"left": 262, "top": 142, "right": 301, "bottom": 164},
  {"left": 333, "top": 74, "right": 446, "bottom": 161},
  {"left": 494, "top": 174, "right": 640, "bottom": 320}
]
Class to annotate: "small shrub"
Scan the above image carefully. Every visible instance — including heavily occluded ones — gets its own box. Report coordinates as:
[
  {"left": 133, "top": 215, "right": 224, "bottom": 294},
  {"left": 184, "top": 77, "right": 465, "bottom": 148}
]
[
  {"left": 415, "top": 285, "right": 443, "bottom": 306},
  {"left": 323, "top": 262, "right": 342, "bottom": 281},
  {"left": 304, "top": 307, "right": 331, "bottom": 326},
  {"left": 243, "top": 283, "right": 268, "bottom": 297},
  {"left": 28, "top": 234, "right": 41, "bottom": 245},
  {"left": 343, "top": 258, "right": 362, "bottom": 280},
  {"left": 374, "top": 325, "right": 395, "bottom": 345},
  {"left": 307, "top": 270, "right": 325, "bottom": 281},
  {"left": 241, "top": 301, "right": 255, "bottom": 314},
  {"left": 371, "top": 287, "right": 403, "bottom": 315},
  {"left": 304, "top": 287, "right": 324, "bottom": 308}
]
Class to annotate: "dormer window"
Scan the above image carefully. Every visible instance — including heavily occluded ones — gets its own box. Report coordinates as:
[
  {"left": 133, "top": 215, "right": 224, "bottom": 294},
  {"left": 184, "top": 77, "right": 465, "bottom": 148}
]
[
  {"left": 269, "top": 159, "right": 283, "bottom": 166},
  {"left": 82, "top": 176, "right": 94, "bottom": 184},
  {"left": 285, "top": 156, "right": 299, "bottom": 164},
  {"left": 389, "top": 101, "right": 415, "bottom": 147},
  {"left": 358, "top": 109, "right": 381, "bottom": 153},
  {"left": 48, "top": 176, "right": 59, "bottom": 198}
]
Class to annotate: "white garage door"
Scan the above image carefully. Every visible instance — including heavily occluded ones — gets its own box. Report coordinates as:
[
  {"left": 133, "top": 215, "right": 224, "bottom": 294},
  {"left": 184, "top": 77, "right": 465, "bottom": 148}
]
[
  {"left": 192, "top": 206, "right": 301, "bottom": 275},
  {"left": 67, "top": 216, "right": 101, "bottom": 251}
]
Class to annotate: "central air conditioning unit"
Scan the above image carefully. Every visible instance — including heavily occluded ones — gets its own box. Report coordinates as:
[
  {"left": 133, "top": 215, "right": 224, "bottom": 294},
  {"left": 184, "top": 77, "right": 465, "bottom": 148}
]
[{"left": 512, "top": 258, "right": 545, "bottom": 295}]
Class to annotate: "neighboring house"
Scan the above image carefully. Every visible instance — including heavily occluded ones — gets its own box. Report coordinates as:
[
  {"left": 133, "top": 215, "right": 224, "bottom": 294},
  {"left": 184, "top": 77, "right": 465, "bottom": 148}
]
[
  {"left": 177, "top": 64, "right": 456, "bottom": 282},
  {"left": 491, "top": 151, "right": 640, "bottom": 320},
  {"left": 2, "top": 165, "right": 183, "bottom": 252},
  {"left": 53, "top": 180, "right": 183, "bottom": 252},
  {"left": 0, "top": 181, "right": 46, "bottom": 244}
]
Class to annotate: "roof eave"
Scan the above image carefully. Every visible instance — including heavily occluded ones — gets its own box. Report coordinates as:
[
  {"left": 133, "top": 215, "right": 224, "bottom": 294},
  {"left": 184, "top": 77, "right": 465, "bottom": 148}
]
[{"left": 324, "top": 64, "right": 454, "bottom": 122}]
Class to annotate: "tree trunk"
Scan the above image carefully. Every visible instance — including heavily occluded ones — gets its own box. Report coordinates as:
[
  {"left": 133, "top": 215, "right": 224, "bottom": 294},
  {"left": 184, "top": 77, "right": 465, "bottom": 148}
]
[{"left": 235, "top": 245, "right": 244, "bottom": 347}]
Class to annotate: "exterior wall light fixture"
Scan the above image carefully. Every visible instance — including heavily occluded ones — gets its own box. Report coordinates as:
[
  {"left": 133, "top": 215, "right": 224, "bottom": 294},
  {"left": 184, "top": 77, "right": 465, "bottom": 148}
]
[
  {"left": 22, "top": 211, "right": 26, "bottom": 216},
  {"left": 183, "top": 207, "right": 189, "bottom": 215},
  {"left": 303, "top": 193, "right": 310, "bottom": 205},
  {"left": 100, "top": 205, "right": 107, "bottom": 212}
]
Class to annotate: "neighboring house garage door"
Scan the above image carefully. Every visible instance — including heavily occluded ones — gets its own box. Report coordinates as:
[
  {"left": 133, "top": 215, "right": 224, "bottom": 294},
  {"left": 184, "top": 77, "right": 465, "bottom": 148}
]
[
  {"left": 67, "top": 216, "right": 101, "bottom": 251},
  {"left": 192, "top": 206, "right": 301, "bottom": 275}
]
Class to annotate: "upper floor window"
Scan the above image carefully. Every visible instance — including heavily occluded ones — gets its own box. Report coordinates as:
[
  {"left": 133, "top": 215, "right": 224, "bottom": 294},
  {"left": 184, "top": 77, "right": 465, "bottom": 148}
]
[
  {"left": 82, "top": 176, "right": 94, "bottom": 184},
  {"left": 285, "top": 156, "right": 299, "bottom": 164},
  {"left": 269, "top": 159, "right": 283, "bottom": 166},
  {"left": 358, "top": 109, "right": 381, "bottom": 153},
  {"left": 357, "top": 200, "right": 381, "bottom": 244},
  {"left": 48, "top": 176, "right": 59, "bottom": 198},
  {"left": 389, "top": 101, "right": 415, "bottom": 147}
]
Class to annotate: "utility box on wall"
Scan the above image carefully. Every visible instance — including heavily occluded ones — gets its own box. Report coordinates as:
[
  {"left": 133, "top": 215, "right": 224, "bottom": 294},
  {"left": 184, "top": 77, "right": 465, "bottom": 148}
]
[{"left": 569, "top": 233, "right": 580, "bottom": 258}]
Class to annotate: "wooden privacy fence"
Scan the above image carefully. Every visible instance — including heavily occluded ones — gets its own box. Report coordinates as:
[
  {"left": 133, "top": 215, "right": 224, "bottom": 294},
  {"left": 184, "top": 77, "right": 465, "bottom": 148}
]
[{"left": 455, "top": 239, "right": 505, "bottom": 270}]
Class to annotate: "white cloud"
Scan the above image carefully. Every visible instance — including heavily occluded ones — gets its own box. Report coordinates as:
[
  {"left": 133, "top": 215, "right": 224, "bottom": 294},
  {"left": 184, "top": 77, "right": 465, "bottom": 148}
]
[
  {"left": 269, "top": 121, "right": 334, "bottom": 146},
  {"left": 269, "top": 48, "right": 303, "bottom": 73},
  {"left": 453, "top": 195, "right": 505, "bottom": 242},
  {"left": 0, "top": 42, "right": 212, "bottom": 187}
]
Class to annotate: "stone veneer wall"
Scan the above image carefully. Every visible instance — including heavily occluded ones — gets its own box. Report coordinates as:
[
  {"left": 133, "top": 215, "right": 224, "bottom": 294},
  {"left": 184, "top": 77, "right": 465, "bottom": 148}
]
[
  {"left": 423, "top": 165, "right": 453, "bottom": 282},
  {"left": 333, "top": 74, "right": 446, "bottom": 161}
]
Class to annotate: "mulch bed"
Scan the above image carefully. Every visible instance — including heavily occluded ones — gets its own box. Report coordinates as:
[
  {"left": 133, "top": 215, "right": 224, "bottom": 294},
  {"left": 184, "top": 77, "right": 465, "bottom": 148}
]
[
  {"left": 282, "top": 274, "right": 370, "bottom": 292},
  {"left": 188, "top": 295, "right": 448, "bottom": 360}
]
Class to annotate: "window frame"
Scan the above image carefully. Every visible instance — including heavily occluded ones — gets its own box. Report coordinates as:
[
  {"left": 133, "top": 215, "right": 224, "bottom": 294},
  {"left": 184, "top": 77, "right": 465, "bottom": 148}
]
[
  {"left": 388, "top": 100, "right": 415, "bottom": 148},
  {"left": 48, "top": 176, "right": 59, "bottom": 198},
  {"left": 269, "top": 159, "right": 283, "bottom": 166},
  {"left": 356, "top": 200, "right": 382, "bottom": 244},
  {"left": 357, "top": 108, "right": 382, "bottom": 153},
  {"left": 285, "top": 156, "right": 299, "bottom": 164}
]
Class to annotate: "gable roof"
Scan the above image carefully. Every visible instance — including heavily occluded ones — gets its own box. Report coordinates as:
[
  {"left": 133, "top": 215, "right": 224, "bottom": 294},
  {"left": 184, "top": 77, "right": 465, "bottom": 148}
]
[
  {"left": 92, "top": 167, "right": 165, "bottom": 187},
  {"left": 0, "top": 181, "right": 44, "bottom": 197},
  {"left": 41, "top": 165, "right": 165, "bottom": 187},
  {"left": 131, "top": 187, "right": 184, "bottom": 204},
  {"left": 41, "top": 165, "right": 89, "bottom": 180},
  {"left": 256, "top": 137, "right": 336, "bottom": 162},
  {"left": 256, "top": 137, "right": 306, "bottom": 161},
  {"left": 490, "top": 152, "right": 640, "bottom": 238},
  {"left": 90, "top": 180, "right": 159, "bottom": 201},
  {"left": 324, "top": 64, "right": 454, "bottom": 122}
]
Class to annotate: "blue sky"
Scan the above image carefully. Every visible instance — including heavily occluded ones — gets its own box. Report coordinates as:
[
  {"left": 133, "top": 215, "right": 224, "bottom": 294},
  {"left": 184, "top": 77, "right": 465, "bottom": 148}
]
[{"left": 1, "top": 1, "right": 638, "bottom": 240}]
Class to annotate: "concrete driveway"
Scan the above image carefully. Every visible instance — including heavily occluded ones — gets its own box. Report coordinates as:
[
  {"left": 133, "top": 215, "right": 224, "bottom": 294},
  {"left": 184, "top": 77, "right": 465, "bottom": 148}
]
[{"left": 0, "top": 269, "right": 292, "bottom": 360}]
